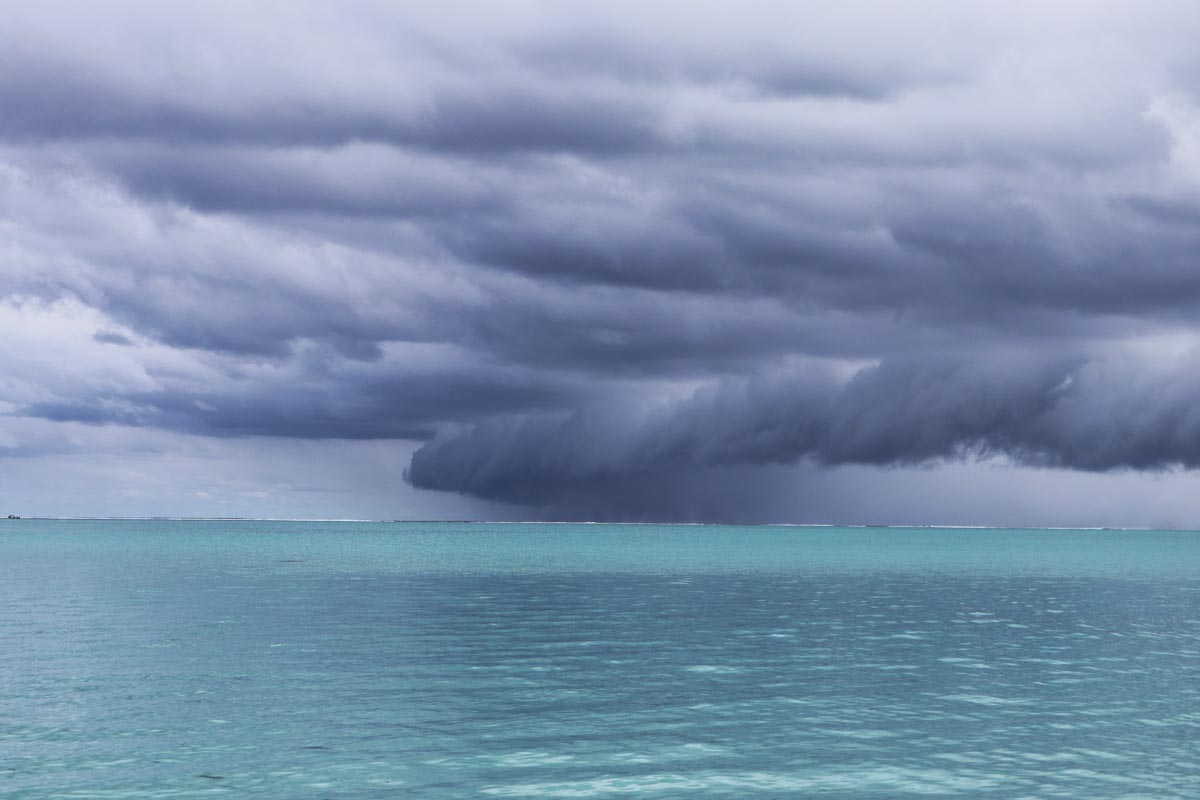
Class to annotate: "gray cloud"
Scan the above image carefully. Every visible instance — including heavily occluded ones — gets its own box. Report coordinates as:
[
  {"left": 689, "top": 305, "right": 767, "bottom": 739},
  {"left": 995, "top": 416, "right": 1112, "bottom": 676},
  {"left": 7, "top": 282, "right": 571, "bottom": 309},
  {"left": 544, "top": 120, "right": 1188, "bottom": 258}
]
[
  {"left": 3, "top": 1, "right": 1200, "bottom": 521},
  {"left": 407, "top": 349, "right": 1200, "bottom": 514}
]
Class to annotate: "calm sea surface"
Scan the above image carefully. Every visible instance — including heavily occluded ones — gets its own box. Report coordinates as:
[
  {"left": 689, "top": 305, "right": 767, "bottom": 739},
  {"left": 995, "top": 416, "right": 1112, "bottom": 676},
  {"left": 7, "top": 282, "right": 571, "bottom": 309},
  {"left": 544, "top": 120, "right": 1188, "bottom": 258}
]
[{"left": 2, "top": 520, "right": 1198, "bottom": 798}]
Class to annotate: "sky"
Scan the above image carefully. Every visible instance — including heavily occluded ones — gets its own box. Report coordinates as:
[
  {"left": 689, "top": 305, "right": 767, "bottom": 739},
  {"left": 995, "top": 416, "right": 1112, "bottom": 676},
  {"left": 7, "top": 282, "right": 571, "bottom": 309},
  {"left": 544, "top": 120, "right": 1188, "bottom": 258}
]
[{"left": 4, "top": 1, "right": 1200, "bottom": 525}]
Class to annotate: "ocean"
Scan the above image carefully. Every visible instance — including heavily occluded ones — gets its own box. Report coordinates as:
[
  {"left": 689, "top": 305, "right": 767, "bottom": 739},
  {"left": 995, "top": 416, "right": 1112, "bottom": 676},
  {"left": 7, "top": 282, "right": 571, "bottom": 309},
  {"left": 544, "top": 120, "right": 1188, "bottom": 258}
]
[{"left": 2, "top": 519, "right": 1198, "bottom": 798}]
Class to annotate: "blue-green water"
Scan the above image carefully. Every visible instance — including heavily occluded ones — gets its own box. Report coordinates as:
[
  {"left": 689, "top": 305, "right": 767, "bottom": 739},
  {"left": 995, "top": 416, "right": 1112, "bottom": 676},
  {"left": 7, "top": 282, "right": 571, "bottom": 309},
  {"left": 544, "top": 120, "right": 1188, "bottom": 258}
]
[{"left": 3, "top": 520, "right": 1199, "bottom": 798}]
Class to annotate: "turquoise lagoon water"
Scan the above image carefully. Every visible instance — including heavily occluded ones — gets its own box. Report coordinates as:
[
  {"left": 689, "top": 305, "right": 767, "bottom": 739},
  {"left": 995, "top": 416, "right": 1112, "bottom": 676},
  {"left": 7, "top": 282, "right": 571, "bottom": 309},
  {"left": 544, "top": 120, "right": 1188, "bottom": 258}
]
[{"left": 2, "top": 520, "right": 1199, "bottom": 798}]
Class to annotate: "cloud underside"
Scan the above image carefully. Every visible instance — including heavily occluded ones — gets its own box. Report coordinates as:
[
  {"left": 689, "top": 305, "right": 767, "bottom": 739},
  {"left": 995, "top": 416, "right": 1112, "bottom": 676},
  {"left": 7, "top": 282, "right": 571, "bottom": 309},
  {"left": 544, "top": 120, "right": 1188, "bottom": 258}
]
[
  {"left": 406, "top": 351, "right": 1200, "bottom": 506},
  {"left": 4, "top": 2, "right": 1200, "bottom": 518}
]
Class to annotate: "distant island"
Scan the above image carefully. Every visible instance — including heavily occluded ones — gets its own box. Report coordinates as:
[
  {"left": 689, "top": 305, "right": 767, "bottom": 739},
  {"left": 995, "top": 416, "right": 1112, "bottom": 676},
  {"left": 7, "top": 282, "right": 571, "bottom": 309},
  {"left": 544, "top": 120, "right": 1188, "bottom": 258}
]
[{"left": 6, "top": 515, "right": 19, "bottom": 519}]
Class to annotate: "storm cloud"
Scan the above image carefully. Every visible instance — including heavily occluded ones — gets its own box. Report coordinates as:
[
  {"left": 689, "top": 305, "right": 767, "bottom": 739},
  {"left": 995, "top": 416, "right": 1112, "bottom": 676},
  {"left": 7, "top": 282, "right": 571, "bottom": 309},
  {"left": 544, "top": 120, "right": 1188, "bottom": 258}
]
[{"left": 4, "top": 1, "right": 1200, "bottom": 520}]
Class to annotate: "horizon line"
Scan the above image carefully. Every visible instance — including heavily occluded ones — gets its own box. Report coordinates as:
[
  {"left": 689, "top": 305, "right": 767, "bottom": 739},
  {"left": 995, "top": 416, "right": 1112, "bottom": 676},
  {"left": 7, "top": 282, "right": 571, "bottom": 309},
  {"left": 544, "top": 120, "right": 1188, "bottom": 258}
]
[{"left": 2, "top": 516, "right": 1189, "bottom": 532}]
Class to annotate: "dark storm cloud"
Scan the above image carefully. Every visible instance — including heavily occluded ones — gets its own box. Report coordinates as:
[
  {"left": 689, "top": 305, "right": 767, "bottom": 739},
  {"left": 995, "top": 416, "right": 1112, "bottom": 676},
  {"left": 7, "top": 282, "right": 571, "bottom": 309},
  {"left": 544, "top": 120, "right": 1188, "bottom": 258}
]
[
  {"left": 102, "top": 146, "right": 507, "bottom": 219},
  {"left": 407, "top": 349, "right": 1200, "bottom": 509},
  {"left": 25, "top": 362, "right": 577, "bottom": 440},
  {"left": 0, "top": 50, "right": 663, "bottom": 155},
  {"left": 4, "top": 1, "right": 1200, "bottom": 519},
  {"left": 511, "top": 26, "right": 923, "bottom": 100}
]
